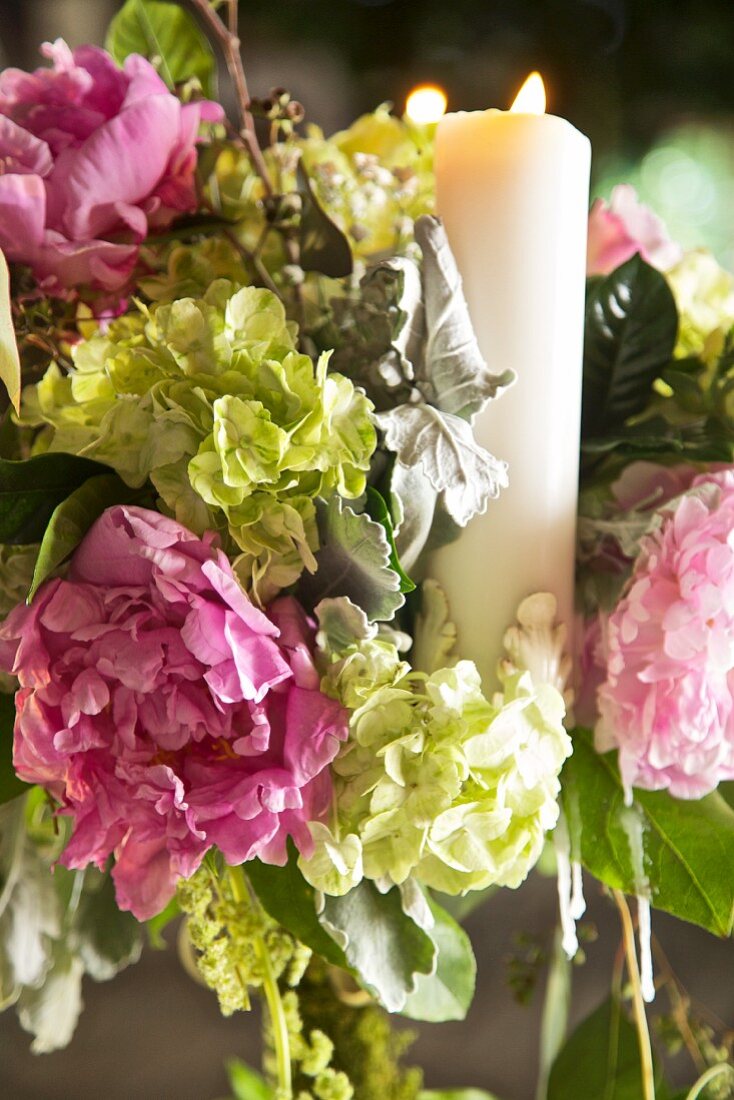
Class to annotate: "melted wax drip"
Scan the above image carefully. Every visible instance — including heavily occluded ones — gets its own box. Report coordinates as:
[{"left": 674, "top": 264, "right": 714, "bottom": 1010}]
[{"left": 555, "top": 815, "right": 579, "bottom": 958}]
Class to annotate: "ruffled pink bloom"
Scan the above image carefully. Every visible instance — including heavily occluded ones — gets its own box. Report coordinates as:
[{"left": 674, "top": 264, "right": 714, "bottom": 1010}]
[
  {"left": 596, "top": 469, "right": 734, "bottom": 799},
  {"left": 587, "top": 184, "right": 683, "bottom": 276},
  {"left": 0, "top": 506, "right": 347, "bottom": 920},
  {"left": 0, "top": 40, "right": 222, "bottom": 294}
]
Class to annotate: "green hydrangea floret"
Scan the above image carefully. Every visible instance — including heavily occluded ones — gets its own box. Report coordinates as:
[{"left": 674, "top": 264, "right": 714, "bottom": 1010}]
[
  {"left": 22, "top": 282, "right": 377, "bottom": 601},
  {"left": 299, "top": 640, "right": 572, "bottom": 897}
]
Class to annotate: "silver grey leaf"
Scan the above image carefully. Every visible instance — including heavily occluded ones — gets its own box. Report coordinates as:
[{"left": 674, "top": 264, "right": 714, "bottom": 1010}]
[
  {"left": 389, "top": 460, "right": 437, "bottom": 573},
  {"left": 414, "top": 215, "right": 515, "bottom": 420},
  {"left": 377, "top": 404, "right": 508, "bottom": 527}
]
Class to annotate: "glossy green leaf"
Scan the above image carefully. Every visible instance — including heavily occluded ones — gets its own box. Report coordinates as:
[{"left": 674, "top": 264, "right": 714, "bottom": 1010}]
[
  {"left": 245, "top": 843, "right": 348, "bottom": 969},
  {"left": 319, "top": 880, "right": 436, "bottom": 1012},
  {"left": 365, "top": 486, "right": 415, "bottom": 593},
  {"left": 582, "top": 256, "right": 678, "bottom": 438},
  {"left": 402, "top": 896, "right": 476, "bottom": 1022},
  {"left": 562, "top": 729, "right": 734, "bottom": 936},
  {"left": 297, "top": 164, "right": 353, "bottom": 278},
  {"left": 29, "top": 473, "right": 140, "bottom": 600},
  {"left": 0, "top": 454, "right": 109, "bottom": 545},
  {"left": 227, "top": 1059, "right": 272, "bottom": 1100},
  {"left": 548, "top": 996, "right": 667, "bottom": 1100},
  {"left": 0, "top": 692, "right": 27, "bottom": 805},
  {"left": 0, "top": 249, "right": 20, "bottom": 415},
  {"left": 106, "top": 0, "right": 216, "bottom": 95}
]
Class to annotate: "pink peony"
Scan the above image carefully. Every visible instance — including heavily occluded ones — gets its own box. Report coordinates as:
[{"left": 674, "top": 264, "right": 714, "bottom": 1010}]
[
  {"left": 596, "top": 469, "right": 734, "bottom": 799},
  {"left": 587, "top": 184, "right": 683, "bottom": 277},
  {"left": 0, "top": 506, "right": 347, "bottom": 920},
  {"left": 0, "top": 39, "right": 222, "bottom": 294}
]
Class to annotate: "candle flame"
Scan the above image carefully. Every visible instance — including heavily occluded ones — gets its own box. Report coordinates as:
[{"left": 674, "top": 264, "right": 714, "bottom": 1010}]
[
  {"left": 405, "top": 84, "right": 448, "bottom": 125},
  {"left": 510, "top": 72, "right": 546, "bottom": 114}
]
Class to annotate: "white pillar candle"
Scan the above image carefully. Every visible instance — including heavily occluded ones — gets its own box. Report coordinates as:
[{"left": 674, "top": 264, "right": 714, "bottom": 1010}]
[{"left": 428, "top": 74, "right": 591, "bottom": 691}]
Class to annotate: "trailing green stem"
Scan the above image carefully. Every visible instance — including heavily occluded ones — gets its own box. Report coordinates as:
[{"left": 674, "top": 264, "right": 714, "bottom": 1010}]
[
  {"left": 228, "top": 865, "right": 292, "bottom": 1098},
  {"left": 685, "top": 1062, "right": 734, "bottom": 1100}
]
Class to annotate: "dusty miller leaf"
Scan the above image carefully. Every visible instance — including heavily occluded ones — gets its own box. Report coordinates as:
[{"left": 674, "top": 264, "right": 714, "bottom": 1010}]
[
  {"left": 298, "top": 496, "right": 404, "bottom": 622},
  {"left": 378, "top": 404, "right": 508, "bottom": 527},
  {"left": 72, "top": 871, "right": 143, "bottom": 981},
  {"left": 414, "top": 215, "right": 515, "bottom": 420},
  {"left": 315, "top": 596, "right": 377, "bottom": 654},
  {"left": 389, "top": 460, "right": 437, "bottom": 573},
  {"left": 16, "top": 945, "right": 85, "bottom": 1054},
  {"left": 401, "top": 895, "right": 476, "bottom": 1023},
  {"left": 411, "top": 579, "right": 458, "bottom": 674},
  {"left": 0, "top": 803, "right": 61, "bottom": 1002},
  {"left": 329, "top": 258, "right": 422, "bottom": 410},
  {"left": 319, "top": 880, "right": 436, "bottom": 1012}
]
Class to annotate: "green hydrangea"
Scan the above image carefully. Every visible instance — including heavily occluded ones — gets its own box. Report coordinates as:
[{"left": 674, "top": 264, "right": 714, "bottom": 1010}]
[
  {"left": 667, "top": 249, "right": 734, "bottom": 361},
  {"left": 210, "top": 106, "right": 435, "bottom": 262},
  {"left": 299, "top": 644, "right": 571, "bottom": 897},
  {"left": 22, "top": 282, "right": 376, "bottom": 601},
  {"left": 138, "top": 237, "right": 250, "bottom": 304}
]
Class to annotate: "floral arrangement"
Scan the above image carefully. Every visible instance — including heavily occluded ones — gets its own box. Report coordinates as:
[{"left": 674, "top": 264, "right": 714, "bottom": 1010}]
[{"left": 1, "top": 4, "right": 734, "bottom": 1100}]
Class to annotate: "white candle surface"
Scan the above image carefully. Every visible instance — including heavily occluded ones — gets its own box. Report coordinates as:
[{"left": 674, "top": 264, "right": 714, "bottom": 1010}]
[{"left": 428, "top": 76, "right": 591, "bottom": 691}]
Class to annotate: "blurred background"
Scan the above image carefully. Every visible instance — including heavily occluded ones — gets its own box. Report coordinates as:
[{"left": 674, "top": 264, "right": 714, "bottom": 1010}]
[
  {"left": 1, "top": 0, "right": 734, "bottom": 264},
  {"left": 0, "top": 1, "right": 733, "bottom": 1097}
]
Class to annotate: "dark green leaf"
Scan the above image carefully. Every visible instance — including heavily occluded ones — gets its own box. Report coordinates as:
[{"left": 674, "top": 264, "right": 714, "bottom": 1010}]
[
  {"left": 319, "top": 880, "right": 436, "bottom": 1012},
  {"left": 245, "top": 843, "right": 347, "bottom": 969},
  {"left": 548, "top": 996, "right": 666, "bottom": 1100},
  {"left": 105, "top": 0, "right": 216, "bottom": 95},
  {"left": 29, "top": 474, "right": 141, "bottom": 600},
  {"left": 0, "top": 692, "right": 28, "bottom": 805},
  {"left": 582, "top": 257, "right": 678, "bottom": 438},
  {"left": 297, "top": 164, "right": 353, "bottom": 278},
  {"left": 365, "top": 486, "right": 415, "bottom": 593},
  {"left": 401, "top": 896, "right": 476, "bottom": 1022},
  {"left": 562, "top": 729, "right": 734, "bottom": 936},
  {"left": 0, "top": 454, "right": 109, "bottom": 545},
  {"left": 72, "top": 871, "right": 143, "bottom": 981}
]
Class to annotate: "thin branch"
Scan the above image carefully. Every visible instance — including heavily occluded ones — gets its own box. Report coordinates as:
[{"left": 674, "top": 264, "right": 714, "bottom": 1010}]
[
  {"left": 613, "top": 890, "right": 656, "bottom": 1100},
  {"left": 188, "top": 0, "right": 274, "bottom": 195}
]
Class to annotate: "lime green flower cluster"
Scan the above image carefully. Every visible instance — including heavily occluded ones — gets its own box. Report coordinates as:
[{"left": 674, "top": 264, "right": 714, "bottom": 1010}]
[
  {"left": 212, "top": 106, "right": 435, "bottom": 262},
  {"left": 667, "top": 249, "right": 734, "bottom": 362},
  {"left": 138, "top": 237, "right": 250, "bottom": 304},
  {"left": 23, "top": 282, "right": 376, "bottom": 600},
  {"left": 178, "top": 865, "right": 310, "bottom": 1016},
  {"left": 299, "top": 642, "right": 571, "bottom": 897}
]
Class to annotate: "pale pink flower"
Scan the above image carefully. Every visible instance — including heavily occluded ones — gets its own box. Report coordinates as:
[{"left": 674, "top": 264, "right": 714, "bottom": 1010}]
[
  {"left": 0, "top": 40, "right": 221, "bottom": 294},
  {"left": 596, "top": 469, "right": 734, "bottom": 799},
  {"left": 0, "top": 506, "right": 347, "bottom": 920},
  {"left": 587, "top": 184, "right": 683, "bottom": 276}
]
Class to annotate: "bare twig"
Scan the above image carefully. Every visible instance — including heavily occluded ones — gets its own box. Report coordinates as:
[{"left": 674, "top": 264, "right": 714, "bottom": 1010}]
[
  {"left": 613, "top": 890, "right": 656, "bottom": 1100},
  {"left": 188, "top": 0, "right": 274, "bottom": 195}
]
